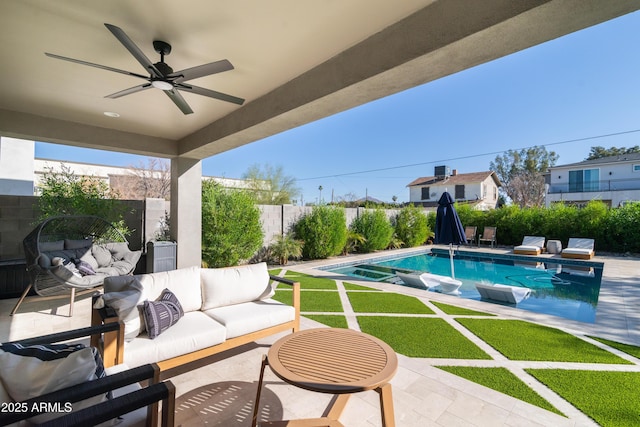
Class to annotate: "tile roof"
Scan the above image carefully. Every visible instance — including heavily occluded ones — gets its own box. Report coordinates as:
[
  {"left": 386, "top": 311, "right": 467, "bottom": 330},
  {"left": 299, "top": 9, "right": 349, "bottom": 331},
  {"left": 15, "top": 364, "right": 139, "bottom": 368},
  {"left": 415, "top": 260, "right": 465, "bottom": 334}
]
[{"left": 407, "top": 171, "right": 501, "bottom": 187}]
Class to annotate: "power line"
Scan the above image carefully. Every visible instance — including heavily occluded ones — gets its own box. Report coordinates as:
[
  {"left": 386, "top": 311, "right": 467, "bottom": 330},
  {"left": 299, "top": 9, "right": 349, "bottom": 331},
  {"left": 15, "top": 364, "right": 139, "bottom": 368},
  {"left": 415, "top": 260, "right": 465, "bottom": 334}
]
[{"left": 298, "top": 128, "right": 640, "bottom": 181}]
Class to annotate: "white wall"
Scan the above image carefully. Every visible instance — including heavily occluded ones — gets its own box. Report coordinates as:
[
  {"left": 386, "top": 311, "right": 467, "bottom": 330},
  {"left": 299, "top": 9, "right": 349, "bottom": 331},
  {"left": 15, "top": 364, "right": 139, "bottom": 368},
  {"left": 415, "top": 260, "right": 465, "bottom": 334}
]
[{"left": 0, "top": 137, "right": 34, "bottom": 196}]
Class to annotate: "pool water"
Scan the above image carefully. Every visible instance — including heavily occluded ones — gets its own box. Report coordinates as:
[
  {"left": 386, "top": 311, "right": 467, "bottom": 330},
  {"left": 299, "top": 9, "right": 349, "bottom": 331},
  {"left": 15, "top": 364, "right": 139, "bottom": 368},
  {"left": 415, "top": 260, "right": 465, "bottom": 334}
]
[{"left": 326, "top": 249, "right": 604, "bottom": 323}]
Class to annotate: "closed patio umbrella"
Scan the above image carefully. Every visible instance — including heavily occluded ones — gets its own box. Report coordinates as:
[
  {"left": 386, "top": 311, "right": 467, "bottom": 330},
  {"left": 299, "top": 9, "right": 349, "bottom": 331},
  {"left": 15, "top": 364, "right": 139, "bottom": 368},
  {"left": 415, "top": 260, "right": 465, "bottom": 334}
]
[{"left": 435, "top": 192, "right": 467, "bottom": 279}]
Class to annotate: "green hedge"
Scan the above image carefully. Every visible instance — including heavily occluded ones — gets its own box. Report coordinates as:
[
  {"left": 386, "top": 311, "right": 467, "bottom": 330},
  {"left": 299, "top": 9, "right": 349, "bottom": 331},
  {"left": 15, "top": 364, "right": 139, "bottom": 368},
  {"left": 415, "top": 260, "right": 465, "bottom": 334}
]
[
  {"left": 294, "top": 205, "right": 347, "bottom": 259},
  {"left": 455, "top": 201, "right": 640, "bottom": 253},
  {"left": 350, "top": 209, "right": 394, "bottom": 252}
]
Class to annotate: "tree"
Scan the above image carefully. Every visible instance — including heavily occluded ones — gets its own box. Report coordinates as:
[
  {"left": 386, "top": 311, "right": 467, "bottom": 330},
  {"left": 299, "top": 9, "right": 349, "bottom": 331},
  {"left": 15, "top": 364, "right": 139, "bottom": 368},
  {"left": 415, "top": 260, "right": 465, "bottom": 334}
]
[
  {"left": 490, "top": 146, "right": 558, "bottom": 207},
  {"left": 37, "top": 163, "right": 130, "bottom": 235},
  {"left": 201, "top": 181, "right": 264, "bottom": 267},
  {"left": 110, "top": 158, "right": 171, "bottom": 200},
  {"left": 586, "top": 146, "right": 640, "bottom": 160},
  {"left": 242, "top": 163, "right": 300, "bottom": 205}
]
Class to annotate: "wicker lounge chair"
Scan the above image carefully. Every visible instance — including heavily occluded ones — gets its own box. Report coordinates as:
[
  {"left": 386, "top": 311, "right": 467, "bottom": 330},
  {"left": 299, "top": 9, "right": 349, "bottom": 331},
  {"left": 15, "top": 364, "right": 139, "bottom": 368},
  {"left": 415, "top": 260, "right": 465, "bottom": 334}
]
[
  {"left": 514, "top": 236, "right": 546, "bottom": 255},
  {"left": 12, "top": 215, "right": 141, "bottom": 316}
]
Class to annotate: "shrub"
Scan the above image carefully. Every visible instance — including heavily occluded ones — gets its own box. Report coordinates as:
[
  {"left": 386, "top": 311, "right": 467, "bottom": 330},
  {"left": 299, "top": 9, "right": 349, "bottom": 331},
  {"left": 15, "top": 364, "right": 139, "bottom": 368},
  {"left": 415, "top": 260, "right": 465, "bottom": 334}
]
[
  {"left": 269, "top": 233, "right": 303, "bottom": 265},
  {"left": 201, "top": 181, "right": 264, "bottom": 267},
  {"left": 37, "top": 163, "right": 130, "bottom": 236},
  {"left": 350, "top": 209, "right": 394, "bottom": 252},
  {"left": 394, "top": 205, "right": 430, "bottom": 247},
  {"left": 294, "top": 206, "right": 347, "bottom": 259}
]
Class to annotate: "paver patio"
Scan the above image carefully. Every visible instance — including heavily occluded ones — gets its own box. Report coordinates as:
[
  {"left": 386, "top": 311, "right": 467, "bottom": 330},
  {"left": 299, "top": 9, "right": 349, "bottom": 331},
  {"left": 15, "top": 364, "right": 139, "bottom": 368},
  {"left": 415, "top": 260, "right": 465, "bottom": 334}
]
[{"left": 1, "top": 246, "right": 638, "bottom": 426}]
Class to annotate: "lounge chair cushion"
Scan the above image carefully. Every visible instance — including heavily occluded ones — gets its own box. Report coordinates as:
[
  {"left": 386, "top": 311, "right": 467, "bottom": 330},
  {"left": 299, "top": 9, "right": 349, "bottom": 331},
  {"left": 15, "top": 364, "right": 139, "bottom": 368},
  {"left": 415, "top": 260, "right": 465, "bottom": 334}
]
[
  {"left": 204, "top": 299, "right": 295, "bottom": 339},
  {"left": 0, "top": 343, "right": 108, "bottom": 423},
  {"left": 201, "top": 262, "right": 274, "bottom": 310},
  {"left": 123, "top": 311, "right": 226, "bottom": 368}
]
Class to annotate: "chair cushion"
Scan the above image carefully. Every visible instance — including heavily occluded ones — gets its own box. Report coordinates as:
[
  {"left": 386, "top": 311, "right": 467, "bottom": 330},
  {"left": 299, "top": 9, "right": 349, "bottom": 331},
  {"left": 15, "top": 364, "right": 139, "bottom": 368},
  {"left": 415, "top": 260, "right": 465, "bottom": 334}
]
[
  {"left": 142, "top": 289, "right": 184, "bottom": 339},
  {"left": 123, "top": 312, "right": 226, "bottom": 368},
  {"left": 201, "top": 262, "right": 273, "bottom": 310},
  {"left": 0, "top": 343, "right": 108, "bottom": 423},
  {"left": 204, "top": 299, "right": 295, "bottom": 339},
  {"left": 92, "top": 244, "right": 113, "bottom": 267},
  {"left": 136, "top": 266, "right": 202, "bottom": 313},
  {"left": 64, "top": 238, "right": 93, "bottom": 250}
]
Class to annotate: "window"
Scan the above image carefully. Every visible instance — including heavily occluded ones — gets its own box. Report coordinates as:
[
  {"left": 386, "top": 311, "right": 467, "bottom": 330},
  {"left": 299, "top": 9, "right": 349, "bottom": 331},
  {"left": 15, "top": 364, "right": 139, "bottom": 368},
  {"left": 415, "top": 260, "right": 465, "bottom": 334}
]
[
  {"left": 493, "top": 186, "right": 497, "bottom": 200},
  {"left": 633, "top": 164, "right": 640, "bottom": 172},
  {"left": 455, "top": 185, "right": 465, "bottom": 199},
  {"left": 569, "top": 169, "right": 599, "bottom": 192},
  {"left": 421, "top": 187, "right": 430, "bottom": 200}
]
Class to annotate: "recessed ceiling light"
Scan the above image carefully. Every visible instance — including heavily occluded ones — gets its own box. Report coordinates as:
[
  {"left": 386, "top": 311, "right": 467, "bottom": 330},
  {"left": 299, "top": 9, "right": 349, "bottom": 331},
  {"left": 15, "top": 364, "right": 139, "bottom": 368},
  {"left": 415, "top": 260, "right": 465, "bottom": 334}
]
[{"left": 104, "top": 111, "right": 120, "bottom": 117}]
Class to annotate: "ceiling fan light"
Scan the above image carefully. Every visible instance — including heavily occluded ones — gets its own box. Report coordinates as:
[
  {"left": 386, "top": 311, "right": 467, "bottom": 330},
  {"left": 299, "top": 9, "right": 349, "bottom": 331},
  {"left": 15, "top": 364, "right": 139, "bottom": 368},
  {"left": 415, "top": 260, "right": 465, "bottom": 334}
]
[{"left": 151, "top": 80, "right": 173, "bottom": 91}]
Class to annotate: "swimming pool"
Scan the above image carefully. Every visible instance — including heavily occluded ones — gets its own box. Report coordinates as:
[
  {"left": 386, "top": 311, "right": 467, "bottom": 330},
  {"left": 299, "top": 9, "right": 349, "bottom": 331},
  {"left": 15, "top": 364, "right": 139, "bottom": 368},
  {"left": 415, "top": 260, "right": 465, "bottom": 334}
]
[{"left": 324, "top": 249, "right": 604, "bottom": 323}]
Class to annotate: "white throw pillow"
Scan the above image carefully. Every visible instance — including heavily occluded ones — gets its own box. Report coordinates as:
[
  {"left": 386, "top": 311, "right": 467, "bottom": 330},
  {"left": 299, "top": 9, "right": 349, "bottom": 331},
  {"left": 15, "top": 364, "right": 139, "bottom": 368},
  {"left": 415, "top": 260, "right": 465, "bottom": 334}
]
[{"left": 201, "top": 262, "right": 272, "bottom": 310}]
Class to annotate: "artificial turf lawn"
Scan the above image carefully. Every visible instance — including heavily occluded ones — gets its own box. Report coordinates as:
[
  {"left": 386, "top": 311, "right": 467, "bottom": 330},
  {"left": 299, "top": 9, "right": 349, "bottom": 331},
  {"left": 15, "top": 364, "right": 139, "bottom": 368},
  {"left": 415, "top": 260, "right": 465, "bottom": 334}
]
[
  {"left": 357, "top": 316, "right": 490, "bottom": 359},
  {"left": 347, "top": 292, "right": 433, "bottom": 314},
  {"left": 283, "top": 271, "right": 337, "bottom": 290},
  {"left": 527, "top": 370, "right": 640, "bottom": 426},
  {"left": 305, "top": 314, "right": 349, "bottom": 329},
  {"left": 456, "top": 319, "right": 632, "bottom": 364},
  {"left": 589, "top": 336, "right": 640, "bottom": 359},
  {"left": 430, "top": 301, "right": 495, "bottom": 316},
  {"left": 273, "top": 289, "right": 343, "bottom": 312},
  {"left": 342, "top": 282, "right": 380, "bottom": 291},
  {"left": 437, "top": 366, "right": 562, "bottom": 416}
]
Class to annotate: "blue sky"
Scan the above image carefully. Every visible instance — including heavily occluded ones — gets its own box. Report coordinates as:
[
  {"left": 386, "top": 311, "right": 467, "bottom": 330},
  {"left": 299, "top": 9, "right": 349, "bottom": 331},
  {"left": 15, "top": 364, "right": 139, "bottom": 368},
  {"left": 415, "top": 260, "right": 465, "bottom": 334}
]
[{"left": 36, "top": 11, "right": 640, "bottom": 204}]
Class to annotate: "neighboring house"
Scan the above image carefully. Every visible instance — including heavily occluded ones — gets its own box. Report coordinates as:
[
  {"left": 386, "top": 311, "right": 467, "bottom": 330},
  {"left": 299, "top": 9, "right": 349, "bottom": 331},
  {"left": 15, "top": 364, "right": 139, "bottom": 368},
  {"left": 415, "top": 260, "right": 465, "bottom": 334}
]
[
  {"left": 0, "top": 136, "right": 253, "bottom": 199},
  {"left": 407, "top": 166, "right": 501, "bottom": 210},
  {"left": 545, "top": 153, "right": 640, "bottom": 207}
]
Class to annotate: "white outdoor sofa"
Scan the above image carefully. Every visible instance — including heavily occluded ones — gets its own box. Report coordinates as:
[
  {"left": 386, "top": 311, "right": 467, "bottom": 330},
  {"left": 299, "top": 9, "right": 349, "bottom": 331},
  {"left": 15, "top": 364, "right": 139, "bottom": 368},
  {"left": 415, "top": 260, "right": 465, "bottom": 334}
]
[{"left": 91, "top": 262, "right": 300, "bottom": 371}]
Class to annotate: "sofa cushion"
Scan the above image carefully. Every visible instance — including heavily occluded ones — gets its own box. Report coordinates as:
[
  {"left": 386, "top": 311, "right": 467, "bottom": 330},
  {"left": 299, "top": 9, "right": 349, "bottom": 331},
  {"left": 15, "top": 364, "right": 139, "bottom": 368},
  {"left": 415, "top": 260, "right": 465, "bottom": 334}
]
[
  {"left": 64, "top": 238, "right": 93, "bottom": 250},
  {"left": 40, "top": 240, "right": 64, "bottom": 251},
  {"left": 201, "top": 262, "right": 273, "bottom": 310},
  {"left": 101, "top": 276, "right": 146, "bottom": 341},
  {"left": 123, "top": 311, "right": 226, "bottom": 368},
  {"left": 204, "top": 299, "right": 295, "bottom": 339},
  {"left": 92, "top": 244, "right": 113, "bottom": 267},
  {"left": 142, "top": 289, "right": 184, "bottom": 339},
  {"left": 136, "top": 266, "right": 202, "bottom": 313}
]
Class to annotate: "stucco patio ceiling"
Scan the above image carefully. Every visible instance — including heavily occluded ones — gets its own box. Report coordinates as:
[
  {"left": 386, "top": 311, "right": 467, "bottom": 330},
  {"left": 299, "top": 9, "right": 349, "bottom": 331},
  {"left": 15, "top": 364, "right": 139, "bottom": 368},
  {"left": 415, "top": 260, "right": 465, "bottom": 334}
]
[{"left": 1, "top": 0, "right": 638, "bottom": 161}]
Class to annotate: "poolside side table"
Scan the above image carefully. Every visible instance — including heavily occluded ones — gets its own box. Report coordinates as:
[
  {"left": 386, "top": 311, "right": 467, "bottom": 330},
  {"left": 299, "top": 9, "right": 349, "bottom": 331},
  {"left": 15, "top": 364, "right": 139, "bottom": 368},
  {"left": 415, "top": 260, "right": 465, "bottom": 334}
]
[
  {"left": 251, "top": 328, "right": 398, "bottom": 427},
  {"left": 547, "top": 240, "right": 562, "bottom": 254}
]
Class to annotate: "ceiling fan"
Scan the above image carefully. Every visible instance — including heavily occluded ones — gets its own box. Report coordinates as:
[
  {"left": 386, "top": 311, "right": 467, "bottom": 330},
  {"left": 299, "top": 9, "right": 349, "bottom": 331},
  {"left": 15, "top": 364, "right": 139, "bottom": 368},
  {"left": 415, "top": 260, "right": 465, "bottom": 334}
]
[{"left": 45, "top": 23, "right": 244, "bottom": 115}]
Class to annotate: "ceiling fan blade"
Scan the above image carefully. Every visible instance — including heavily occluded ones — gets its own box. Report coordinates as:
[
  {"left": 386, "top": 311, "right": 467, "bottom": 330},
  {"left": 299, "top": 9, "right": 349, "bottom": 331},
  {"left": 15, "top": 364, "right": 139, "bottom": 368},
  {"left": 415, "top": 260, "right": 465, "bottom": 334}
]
[
  {"left": 171, "top": 59, "right": 234, "bottom": 83},
  {"left": 178, "top": 83, "right": 244, "bottom": 105},
  {"left": 45, "top": 53, "right": 149, "bottom": 80},
  {"left": 106, "top": 83, "right": 152, "bottom": 99},
  {"left": 104, "top": 23, "right": 162, "bottom": 78},
  {"left": 164, "top": 89, "right": 194, "bottom": 115}
]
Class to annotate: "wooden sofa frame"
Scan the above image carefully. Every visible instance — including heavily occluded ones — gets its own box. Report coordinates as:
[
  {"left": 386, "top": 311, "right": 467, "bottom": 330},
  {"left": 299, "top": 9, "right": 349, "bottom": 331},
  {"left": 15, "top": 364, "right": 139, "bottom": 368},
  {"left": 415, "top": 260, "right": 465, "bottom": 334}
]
[{"left": 91, "top": 275, "right": 300, "bottom": 372}]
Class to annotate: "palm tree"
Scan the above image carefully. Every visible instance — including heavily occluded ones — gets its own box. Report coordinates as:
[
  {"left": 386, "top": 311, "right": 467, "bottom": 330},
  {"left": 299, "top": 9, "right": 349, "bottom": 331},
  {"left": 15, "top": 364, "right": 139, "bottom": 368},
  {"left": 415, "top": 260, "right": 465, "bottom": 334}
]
[{"left": 270, "top": 234, "right": 303, "bottom": 265}]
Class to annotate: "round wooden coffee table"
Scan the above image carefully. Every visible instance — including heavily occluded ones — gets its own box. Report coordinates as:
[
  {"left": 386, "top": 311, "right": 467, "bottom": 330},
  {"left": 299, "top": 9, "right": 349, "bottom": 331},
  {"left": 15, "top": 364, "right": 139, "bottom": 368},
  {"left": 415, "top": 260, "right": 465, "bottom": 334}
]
[{"left": 252, "top": 328, "right": 398, "bottom": 427}]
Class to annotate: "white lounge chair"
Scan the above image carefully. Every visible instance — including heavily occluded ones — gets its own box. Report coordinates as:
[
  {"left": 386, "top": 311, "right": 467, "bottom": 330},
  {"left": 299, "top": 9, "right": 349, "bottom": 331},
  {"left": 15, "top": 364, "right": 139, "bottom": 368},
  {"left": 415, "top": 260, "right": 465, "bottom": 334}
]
[
  {"left": 475, "top": 283, "right": 532, "bottom": 304},
  {"left": 438, "top": 276, "right": 462, "bottom": 295},
  {"left": 514, "top": 236, "right": 545, "bottom": 255},
  {"left": 561, "top": 238, "right": 595, "bottom": 259},
  {"left": 397, "top": 272, "right": 461, "bottom": 294},
  {"left": 396, "top": 272, "right": 431, "bottom": 290}
]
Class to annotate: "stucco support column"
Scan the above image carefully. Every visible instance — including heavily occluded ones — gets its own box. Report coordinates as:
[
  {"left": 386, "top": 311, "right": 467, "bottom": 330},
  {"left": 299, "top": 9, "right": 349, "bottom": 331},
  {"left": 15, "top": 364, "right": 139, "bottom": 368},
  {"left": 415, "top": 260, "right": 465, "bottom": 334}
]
[{"left": 170, "top": 157, "right": 202, "bottom": 268}]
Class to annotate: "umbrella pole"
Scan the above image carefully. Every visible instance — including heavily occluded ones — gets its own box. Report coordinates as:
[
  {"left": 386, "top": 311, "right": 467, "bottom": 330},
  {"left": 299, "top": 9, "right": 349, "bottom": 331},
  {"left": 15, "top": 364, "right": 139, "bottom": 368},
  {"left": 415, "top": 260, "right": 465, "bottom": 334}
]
[{"left": 449, "top": 243, "right": 455, "bottom": 279}]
